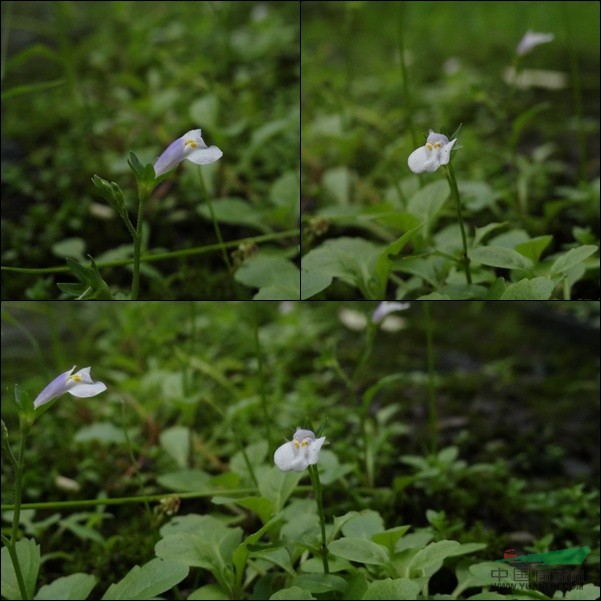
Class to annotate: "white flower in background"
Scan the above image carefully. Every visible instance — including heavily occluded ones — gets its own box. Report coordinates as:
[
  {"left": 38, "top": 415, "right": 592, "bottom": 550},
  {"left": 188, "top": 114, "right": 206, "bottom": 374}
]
[
  {"left": 274, "top": 428, "right": 326, "bottom": 472},
  {"left": 33, "top": 366, "right": 107, "bottom": 409},
  {"left": 408, "top": 130, "right": 456, "bottom": 174},
  {"left": 154, "top": 129, "right": 222, "bottom": 177},
  {"left": 516, "top": 30, "right": 554, "bottom": 56},
  {"left": 372, "top": 301, "right": 410, "bottom": 325}
]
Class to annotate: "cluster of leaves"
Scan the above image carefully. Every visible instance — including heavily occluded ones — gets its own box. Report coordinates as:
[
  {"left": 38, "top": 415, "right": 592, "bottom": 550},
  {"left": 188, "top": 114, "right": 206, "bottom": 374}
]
[
  {"left": 1, "top": 2, "right": 299, "bottom": 299},
  {"left": 300, "top": 2, "right": 599, "bottom": 299},
  {"left": 1, "top": 301, "right": 599, "bottom": 599}
]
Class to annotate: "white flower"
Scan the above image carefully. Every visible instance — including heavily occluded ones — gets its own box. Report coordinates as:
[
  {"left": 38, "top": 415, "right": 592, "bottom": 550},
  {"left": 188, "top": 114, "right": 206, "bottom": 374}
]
[
  {"left": 372, "top": 301, "right": 410, "bottom": 324},
  {"left": 516, "top": 31, "right": 554, "bottom": 56},
  {"left": 33, "top": 366, "right": 107, "bottom": 409},
  {"left": 274, "top": 428, "right": 326, "bottom": 472},
  {"left": 408, "top": 130, "right": 456, "bottom": 174},
  {"left": 154, "top": 129, "right": 222, "bottom": 177}
]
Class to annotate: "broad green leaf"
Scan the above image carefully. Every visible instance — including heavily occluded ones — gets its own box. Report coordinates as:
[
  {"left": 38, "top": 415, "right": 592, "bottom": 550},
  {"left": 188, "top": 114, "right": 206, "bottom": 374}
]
[
  {"left": 371, "top": 526, "right": 411, "bottom": 554},
  {"left": 269, "top": 586, "right": 315, "bottom": 600},
  {"left": 300, "top": 270, "right": 333, "bottom": 299},
  {"left": 212, "top": 496, "right": 274, "bottom": 525},
  {"left": 322, "top": 166, "right": 352, "bottom": 205},
  {"left": 101, "top": 558, "right": 188, "bottom": 600},
  {"left": 74, "top": 423, "right": 126, "bottom": 445},
  {"left": 328, "top": 537, "right": 390, "bottom": 565},
  {"left": 52, "top": 238, "right": 86, "bottom": 261},
  {"left": 1, "top": 538, "right": 40, "bottom": 600},
  {"left": 408, "top": 540, "right": 461, "bottom": 578},
  {"left": 472, "top": 222, "right": 507, "bottom": 248},
  {"left": 361, "top": 577, "right": 420, "bottom": 600},
  {"left": 188, "top": 584, "right": 230, "bottom": 600},
  {"left": 469, "top": 246, "right": 532, "bottom": 270},
  {"left": 514, "top": 235, "right": 553, "bottom": 264},
  {"left": 235, "top": 256, "right": 300, "bottom": 300},
  {"left": 550, "top": 245, "right": 598, "bottom": 277},
  {"left": 499, "top": 277, "right": 555, "bottom": 300},
  {"left": 270, "top": 171, "right": 300, "bottom": 211},
  {"left": 407, "top": 180, "right": 449, "bottom": 231},
  {"left": 159, "top": 426, "right": 191, "bottom": 469},
  {"left": 257, "top": 466, "right": 303, "bottom": 512},
  {"left": 290, "top": 574, "right": 347, "bottom": 594},
  {"left": 156, "top": 469, "right": 212, "bottom": 492},
  {"left": 341, "top": 510, "right": 385, "bottom": 539},
  {"left": 301, "top": 238, "right": 383, "bottom": 299},
  {"left": 35, "top": 573, "right": 96, "bottom": 600}
]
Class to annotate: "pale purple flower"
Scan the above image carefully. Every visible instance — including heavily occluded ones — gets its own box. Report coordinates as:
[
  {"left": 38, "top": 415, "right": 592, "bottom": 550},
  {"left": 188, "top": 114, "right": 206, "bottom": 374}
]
[
  {"left": 372, "top": 301, "right": 410, "bottom": 324},
  {"left": 154, "top": 129, "right": 222, "bottom": 177},
  {"left": 33, "top": 366, "right": 107, "bottom": 409},
  {"left": 274, "top": 428, "right": 326, "bottom": 472},
  {"left": 516, "top": 31, "right": 554, "bottom": 56},
  {"left": 408, "top": 130, "right": 456, "bottom": 174}
]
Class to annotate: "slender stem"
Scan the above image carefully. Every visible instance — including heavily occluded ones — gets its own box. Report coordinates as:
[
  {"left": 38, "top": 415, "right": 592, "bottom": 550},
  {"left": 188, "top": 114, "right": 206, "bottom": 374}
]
[
  {"left": 422, "top": 302, "right": 438, "bottom": 454},
  {"left": 443, "top": 163, "right": 472, "bottom": 284},
  {"left": 4, "top": 424, "right": 30, "bottom": 601},
  {"left": 197, "top": 167, "right": 232, "bottom": 272},
  {"left": 131, "top": 192, "right": 146, "bottom": 300},
  {"left": 308, "top": 465, "right": 329, "bottom": 574}
]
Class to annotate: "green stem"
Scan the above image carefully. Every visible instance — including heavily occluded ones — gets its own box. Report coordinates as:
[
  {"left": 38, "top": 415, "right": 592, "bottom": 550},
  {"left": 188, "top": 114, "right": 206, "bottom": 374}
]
[
  {"left": 443, "top": 163, "right": 472, "bottom": 284},
  {"left": 131, "top": 191, "right": 146, "bottom": 300},
  {"left": 423, "top": 302, "right": 438, "bottom": 454},
  {"left": 197, "top": 167, "right": 232, "bottom": 272},
  {"left": 308, "top": 465, "right": 329, "bottom": 574},
  {"left": 3, "top": 423, "right": 30, "bottom": 601}
]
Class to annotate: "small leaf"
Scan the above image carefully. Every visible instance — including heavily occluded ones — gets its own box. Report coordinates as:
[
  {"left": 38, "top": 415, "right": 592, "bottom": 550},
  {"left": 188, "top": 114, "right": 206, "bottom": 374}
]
[
  {"left": 550, "top": 245, "right": 598, "bottom": 277},
  {"left": 35, "top": 573, "right": 96, "bottom": 600},
  {"left": 499, "top": 277, "right": 556, "bottom": 300},
  {"left": 101, "top": 558, "right": 188, "bottom": 600},
  {"left": 469, "top": 246, "right": 532, "bottom": 270},
  {"left": 361, "top": 577, "right": 420, "bottom": 600},
  {"left": 328, "top": 537, "right": 390, "bottom": 565},
  {"left": 1, "top": 538, "right": 40, "bottom": 600},
  {"left": 514, "top": 235, "right": 553, "bottom": 264},
  {"left": 269, "top": 587, "right": 315, "bottom": 600}
]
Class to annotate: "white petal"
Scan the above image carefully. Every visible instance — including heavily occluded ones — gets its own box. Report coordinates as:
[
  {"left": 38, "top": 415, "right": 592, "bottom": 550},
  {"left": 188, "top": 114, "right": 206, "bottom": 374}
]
[
  {"left": 407, "top": 145, "right": 430, "bottom": 174},
  {"left": 274, "top": 441, "right": 305, "bottom": 471},
  {"left": 306, "top": 437, "right": 326, "bottom": 465},
  {"left": 68, "top": 381, "right": 107, "bottom": 398},
  {"left": 72, "top": 366, "right": 93, "bottom": 384},
  {"left": 33, "top": 367, "right": 75, "bottom": 409},
  {"left": 186, "top": 145, "right": 223, "bottom": 166},
  {"left": 439, "top": 139, "right": 457, "bottom": 166}
]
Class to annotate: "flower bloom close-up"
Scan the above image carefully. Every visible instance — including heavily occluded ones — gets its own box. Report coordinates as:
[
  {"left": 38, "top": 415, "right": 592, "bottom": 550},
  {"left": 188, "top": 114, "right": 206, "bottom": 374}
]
[
  {"left": 516, "top": 30, "right": 554, "bottom": 56},
  {"left": 407, "top": 130, "right": 457, "bottom": 174},
  {"left": 274, "top": 428, "right": 326, "bottom": 472},
  {"left": 153, "top": 129, "right": 223, "bottom": 177},
  {"left": 33, "top": 366, "right": 107, "bottom": 409}
]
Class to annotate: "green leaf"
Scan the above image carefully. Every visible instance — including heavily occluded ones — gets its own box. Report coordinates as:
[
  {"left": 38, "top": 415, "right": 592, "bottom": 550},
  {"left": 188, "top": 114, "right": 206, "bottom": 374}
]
[
  {"left": 341, "top": 510, "right": 385, "bottom": 539},
  {"left": 371, "top": 526, "right": 411, "bottom": 554},
  {"left": 472, "top": 222, "right": 507, "bottom": 248},
  {"left": 469, "top": 246, "right": 532, "bottom": 270},
  {"left": 127, "top": 151, "right": 145, "bottom": 179},
  {"left": 549, "top": 245, "right": 598, "bottom": 277},
  {"left": 1, "top": 78, "right": 65, "bottom": 101},
  {"left": 514, "top": 235, "right": 553, "bottom": 263},
  {"left": 35, "top": 573, "right": 96, "bottom": 600},
  {"left": 74, "top": 423, "right": 126, "bottom": 444},
  {"left": 408, "top": 540, "right": 461, "bottom": 579},
  {"left": 1, "top": 538, "right": 40, "bottom": 600},
  {"left": 156, "top": 469, "right": 212, "bottom": 492},
  {"left": 159, "top": 426, "right": 191, "bottom": 469},
  {"left": 407, "top": 180, "right": 449, "bottom": 231},
  {"left": 189, "top": 95, "right": 220, "bottom": 131},
  {"left": 235, "top": 256, "right": 300, "bottom": 300},
  {"left": 563, "top": 584, "right": 601, "bottom": 600},
  {"left": 212, "top": 496, "right": 274, "bottom": 525},
  {"left": 101, "top": 558, "right": 188, "bottom": 600},
  {"left": 499, "top": 277, "right": 556, "bottom": 300},
  {"left": 269, "top": 587, "right": 316, "bottom": 600},
  {"left": 290, "top": 574, "right": 347, "bottom": 594},
  {"left": 302, "top": 238, "right": 383, "bottom": 299},
  {"left": 361, "top": 577, "right": 420, "bottom": 600},
  {"left": 328, "top": 537, "right": 390, "bottom": 565},
  {"left": 257, "top": 467, "right": 303, "bottom": 513},
  {"left": 300, "top": 270, "right": 333, "bottom": 299},
  {"left": 52, "top": 238, "right": 86, "bottom": 261},
  {"left": 188, "top": 584, "right": 230, "bottom": 600}
]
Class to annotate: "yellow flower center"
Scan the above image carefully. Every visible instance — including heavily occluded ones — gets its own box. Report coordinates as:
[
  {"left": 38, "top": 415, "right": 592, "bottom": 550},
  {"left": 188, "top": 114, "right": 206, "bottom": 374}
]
[
  {"left": 69, "top": 375, "right": 83, "bottom": 383},
  {"left": 184, "top": 138, "right": 198, "bottom": 149}
]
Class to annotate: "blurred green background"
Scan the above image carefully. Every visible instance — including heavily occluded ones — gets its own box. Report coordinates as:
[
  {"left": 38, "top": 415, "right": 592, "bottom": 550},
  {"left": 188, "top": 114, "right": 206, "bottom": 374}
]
[
  {"left": 301, "top": 1, "right": 600, "bottom": 299},
  {"left": 1, "top": 1, "right": 299, "bottom": 299}
]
